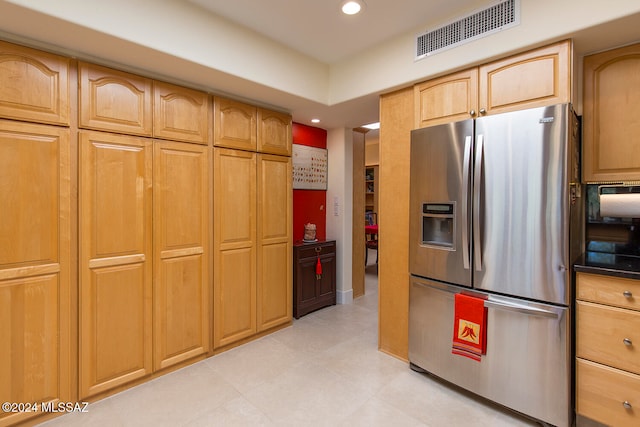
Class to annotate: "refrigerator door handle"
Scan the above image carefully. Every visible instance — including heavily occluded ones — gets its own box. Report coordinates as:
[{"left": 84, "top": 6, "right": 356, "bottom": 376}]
[
  {"left": 484, "top": 299, "right": 559, "bottom": 319},
  {"left": 461, "top": 135, "right": 472, "bottom": 270},
  {"left": 473, "top": 134, "right": 483, "bottom": 271}
]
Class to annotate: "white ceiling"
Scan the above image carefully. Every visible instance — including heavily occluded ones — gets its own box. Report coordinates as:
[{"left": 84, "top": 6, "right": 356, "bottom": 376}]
[{"left": 187, "top": 0, "right": 488, "bottom": 64}]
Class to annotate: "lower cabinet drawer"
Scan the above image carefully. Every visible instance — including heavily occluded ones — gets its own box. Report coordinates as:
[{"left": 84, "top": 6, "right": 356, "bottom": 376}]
[
  {"left": 577, "top": 358, "right": 639, "bottom": 427},
  {"left": 577, "top": 272, "right": 640, "bottom": 311},
  {"left": 576, "top": 300, "right": 640, "bottom": 374}
]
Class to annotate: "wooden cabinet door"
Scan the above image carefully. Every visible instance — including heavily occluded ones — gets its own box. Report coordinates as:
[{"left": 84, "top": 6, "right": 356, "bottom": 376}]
[
  {"left": 317, "top": 253, "right": 336, "bottom": 300},
  {"left": 0, "top": 120, "right": 71, "bottom": 427},
  {"left": 583, "top": 42, "right": 640, "bottom": 182},
  {"left": 213, "top": 148, "right": 257, "bottom": 348},
  {"left": 257, "top": 108, "right": 292, "bottom": 156},
  {"left": 213, "top": 97, "right": 257, "bottom": 151},
  {"left": 297, "top": 257, "right": 320, "bottom": 306},
  {"left": 257, "top": 154, "right": 292, "bottom": 331},
  {"left": 479, "top": 40, "right": 571, "bottom": 116},
  {"left": 153, "top": 141, "right": 210, "bottom": 370},
  {"left": 0, "top": 41, "right": 70, "bottom": 126},
  {"left": 79, "top": 62, "right": 153, "bottom": 136},
  {"left": 414, "top": 68, "right": 478, "bottom": 128},
  {"left": 79, "top": 131, "right": 152, "bottom": 399},
  {"left": 153, "top": 81, "right": 210, "bottom": 144}
]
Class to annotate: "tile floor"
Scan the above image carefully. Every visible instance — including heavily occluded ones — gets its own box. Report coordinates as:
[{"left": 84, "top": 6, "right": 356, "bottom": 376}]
[{"left": 40, "top": 250, "right": 598, "bottom": 427}]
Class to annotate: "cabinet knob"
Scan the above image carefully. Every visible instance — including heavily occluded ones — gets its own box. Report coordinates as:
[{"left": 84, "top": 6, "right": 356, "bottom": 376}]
[
  {"left": 623, "top": 338, "right": 633, "bottom": 346},
  {"left": 623, "top": 290, "right": 633, "bottom": 298},
  {"left": 623, "top": 401, "right": 632, "bottom": 409},
  {"left": 469, "top": 109, "right": 476, "bottom": 117},
  {"left": 479, "top": 108, "right": 487, "bottom": 115},
  {"left": 315, "top": 247, "right": 321, "bottom": 254}
]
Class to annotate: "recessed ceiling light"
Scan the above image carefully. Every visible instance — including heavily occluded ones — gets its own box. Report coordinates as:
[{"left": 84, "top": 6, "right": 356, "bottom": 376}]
[
  {"left": 341, "top": 0, "right": 365, "bottom": 15},
  {"left": 311, "top": 118, "right": 320, "bottom": 123}
]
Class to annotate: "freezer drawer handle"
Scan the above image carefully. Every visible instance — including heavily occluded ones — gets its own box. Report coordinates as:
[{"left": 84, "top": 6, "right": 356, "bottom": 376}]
[
  {"left": 623, "top": 338, "right": 633, "bottom": 346},
  {"left": 623, "top": 401, "right": 632, "bottom": 410},
  {"left": 483, "top": 299, "right": 559, "bottom": 319}
]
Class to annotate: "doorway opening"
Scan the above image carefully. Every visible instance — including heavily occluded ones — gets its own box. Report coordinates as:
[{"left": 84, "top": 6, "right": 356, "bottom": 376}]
[{"left": 352, "top": 127, "right": 379, "bottom": 298}]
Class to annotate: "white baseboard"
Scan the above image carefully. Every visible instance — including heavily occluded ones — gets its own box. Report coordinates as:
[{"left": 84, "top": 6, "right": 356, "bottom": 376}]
[{"left": 336, "top": 288, "right": 353, "bottom": 304}]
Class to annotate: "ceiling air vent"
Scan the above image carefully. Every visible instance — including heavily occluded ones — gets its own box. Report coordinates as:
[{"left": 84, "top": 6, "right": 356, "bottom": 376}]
[{"left": 415, "top": 0, "right": 520, "bottom": 61}]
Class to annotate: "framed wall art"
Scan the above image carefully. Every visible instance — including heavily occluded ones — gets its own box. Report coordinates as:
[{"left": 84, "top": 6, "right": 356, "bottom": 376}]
[{"left": 292, "top": 144, "right": 328, "bottom": 190}]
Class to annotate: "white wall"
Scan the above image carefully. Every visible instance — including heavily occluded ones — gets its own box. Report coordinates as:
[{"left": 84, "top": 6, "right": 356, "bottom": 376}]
[{"left": 326, "top": 128, "right": 354, "bottom": 304}]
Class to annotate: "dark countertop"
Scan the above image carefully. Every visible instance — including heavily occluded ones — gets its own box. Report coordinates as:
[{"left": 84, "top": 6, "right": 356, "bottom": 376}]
[{"left": 574, "top": 252, "right": 640, "bottom": 280}]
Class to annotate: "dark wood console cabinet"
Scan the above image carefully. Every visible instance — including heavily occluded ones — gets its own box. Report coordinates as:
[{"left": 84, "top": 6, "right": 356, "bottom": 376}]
[{"left": 293, "top": 240, "right": 336, "bottom": 318}]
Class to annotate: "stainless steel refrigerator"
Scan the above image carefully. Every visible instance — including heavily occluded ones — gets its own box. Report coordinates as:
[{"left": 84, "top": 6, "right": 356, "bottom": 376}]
[{"left": 408, "top": 104, "right": 582, "bottom": 427}]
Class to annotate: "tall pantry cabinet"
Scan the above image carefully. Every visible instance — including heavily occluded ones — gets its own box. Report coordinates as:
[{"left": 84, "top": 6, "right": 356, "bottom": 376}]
[
  {"left": 213, "top": 97, "right": 292, "bottom": 350},
  {"left": 0, "top": 42, "right": 72, "bottom": 427},
  {"left": 257, "top": 107, "right": 293, "bottom": 333},
  {"left": 0, "top": 39, "right": 293, "bottom": 425},
  {"left": 78, "top": 63, "right": 211, "bottom": 398},
  {"left": 78, "top": 63, "right": 155, "bottom": 398},
  {"left": 152, "top": 81, "right": 211, "bottom": 370}
]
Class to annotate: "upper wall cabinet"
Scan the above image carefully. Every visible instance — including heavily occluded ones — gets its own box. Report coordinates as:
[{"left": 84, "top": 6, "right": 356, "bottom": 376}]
[
  {"left": 214, "top": 97, "right": 257, "bottom": 151},
  {"left": 415, "top": 68, "right": 479, "bottom": 128},
  {"left": 0, "top": 41, "right": 70, "bottom": 126},
  {"left": 153, "top": 81, "right": 210, "bottom": 144},
  {"left": 479, "top": 40, "right": 570, "bottom": 116},
  {"left": 415, "top": 40, "right": 571, "bottom": 128},
  {"left": 79, "top": 62, "right": 153, "bottom": 136},
  {"left": 583, "top": 42, "right": 640, "bottom": 182},
  {"left": 257, "top": 108, "right": 292, "bottom": 156}
]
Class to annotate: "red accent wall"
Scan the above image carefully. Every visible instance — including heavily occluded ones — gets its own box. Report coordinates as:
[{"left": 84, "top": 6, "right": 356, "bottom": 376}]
[{"left": 292, "top": 123, "right": 327, "bottom": 242}]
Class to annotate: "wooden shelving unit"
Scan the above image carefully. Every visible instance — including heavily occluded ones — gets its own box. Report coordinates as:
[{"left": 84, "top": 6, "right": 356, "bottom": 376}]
[{"left": 365, "top": 165, "right": 378, "bottom": 215}]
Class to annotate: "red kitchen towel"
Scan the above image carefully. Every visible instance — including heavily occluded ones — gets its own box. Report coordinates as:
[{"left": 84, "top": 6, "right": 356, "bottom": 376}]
[{"left": 452, "top": 293, "right": 487, "bottom": 362}]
